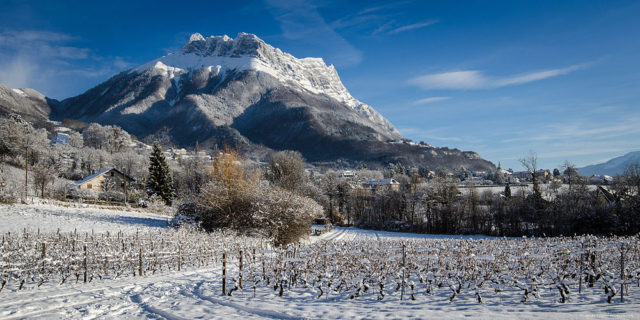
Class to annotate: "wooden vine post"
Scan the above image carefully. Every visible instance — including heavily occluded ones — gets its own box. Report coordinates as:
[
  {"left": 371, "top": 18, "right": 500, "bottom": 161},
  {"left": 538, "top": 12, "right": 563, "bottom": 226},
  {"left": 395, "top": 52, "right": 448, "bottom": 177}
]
[
  {"left": 40, "top": 242, "right": 46, "bottom": 274},
  {"left": 579, "top": 240, "right": 583, "bottom": 294},
  {"left": 239, "top": 250, "right": 243, "bottom": 289},
  {"left": 621, "top": 243, "right": 625, "bottom": 303},
  {"left": 83, "top": 245, "right": 87, "bottom": 283},
  {"left": 401, "top": 244, "right": 406, "bottom": 301},
  {"left": 222, "top": 251, "right": 227, "bottom": 295},
  {"left": 139, "top": 247, "right": 143, "bottom": 276},
  {"left": 178, "top": 244, "right": 182, "bottom": 272}
]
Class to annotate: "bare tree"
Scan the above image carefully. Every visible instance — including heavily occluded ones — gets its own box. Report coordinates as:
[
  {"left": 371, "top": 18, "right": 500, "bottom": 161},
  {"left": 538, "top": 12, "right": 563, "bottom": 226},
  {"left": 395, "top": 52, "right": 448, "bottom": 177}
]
[
  {"left": 32, "top": 162, "right": 55, "bottom": 198},
  {"left": 265, "top": 150, "right": 306, "bottom": 192},
  {"left": 519, "top": 151, "right": 542, "bottom": 199},
  {"left": 561, "top": 160, "right": 581, "bottom": 191},
  {"left": 624, "top": 163, "right": 640, "bottom": 196}
]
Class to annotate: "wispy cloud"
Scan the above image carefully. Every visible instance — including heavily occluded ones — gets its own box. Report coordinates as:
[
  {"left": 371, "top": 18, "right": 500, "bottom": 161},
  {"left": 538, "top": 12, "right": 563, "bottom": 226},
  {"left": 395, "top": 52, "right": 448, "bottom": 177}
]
[
  {"left": 265, "top": 0, "right": 362, "bottom": 67},
  {"left": 486, "top": 114, "right": 640, "bottom": 167},
  {"left": 408, "top": 63, "right": 590, "bottom": 90},
  {"left": 501, "top": 115, "right": 640, "bottom": 144},
  {"left": 0, "top": 29, "right": 132, "bottom": 98},
  {"left": 357, "top": 3, "right": 407, "bottom": 15},
  {"left": 384, "top": 20, "right": 439, "bottom": 35},
  {"left": 412, "top": 96, "right": 450, "bottom": 105},
  {"left": 329, "top": 2, "right": 437, "bottom": 37}
]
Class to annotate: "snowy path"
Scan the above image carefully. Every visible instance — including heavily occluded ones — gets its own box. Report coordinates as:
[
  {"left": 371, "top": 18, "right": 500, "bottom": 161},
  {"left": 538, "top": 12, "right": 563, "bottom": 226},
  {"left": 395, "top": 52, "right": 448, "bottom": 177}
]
[{"left": 313, "top": 227, "right": 498, "bottom": 242}]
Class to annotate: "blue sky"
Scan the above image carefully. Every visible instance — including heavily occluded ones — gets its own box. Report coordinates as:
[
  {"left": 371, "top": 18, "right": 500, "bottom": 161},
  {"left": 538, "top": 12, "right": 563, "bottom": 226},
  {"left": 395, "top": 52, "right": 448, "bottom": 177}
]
[{"left": 1, "top": 0, "right": 639, "bottom": 170}]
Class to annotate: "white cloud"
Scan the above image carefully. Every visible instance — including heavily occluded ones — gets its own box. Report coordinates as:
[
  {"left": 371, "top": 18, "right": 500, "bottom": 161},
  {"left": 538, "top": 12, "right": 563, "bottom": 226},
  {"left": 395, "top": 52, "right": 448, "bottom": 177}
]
[
  {"left": 0, "top": 29, "right": 132, "bottom": 98},
  {"left": 408, "top": 63, "right": 590, "bottom": 90},
  {"left": 412, "top": 96, "right": 450, "bottom": 105},
  {"left": 410, "top": 71, "right": 486, "bottom": 90}
]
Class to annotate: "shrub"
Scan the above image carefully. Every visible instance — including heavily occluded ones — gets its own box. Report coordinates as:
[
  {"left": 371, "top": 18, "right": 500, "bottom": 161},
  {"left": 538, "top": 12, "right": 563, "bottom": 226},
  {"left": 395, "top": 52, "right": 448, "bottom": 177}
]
[{"left": 173, "top": 149, "right": 322, "bottom": 246}]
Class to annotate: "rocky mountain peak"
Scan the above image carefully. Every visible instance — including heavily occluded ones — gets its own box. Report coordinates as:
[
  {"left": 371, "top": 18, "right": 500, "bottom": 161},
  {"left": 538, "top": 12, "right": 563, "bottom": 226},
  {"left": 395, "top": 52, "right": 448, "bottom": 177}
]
[{"left": 180, "top": 32, "right": 271, "bottom": 59}]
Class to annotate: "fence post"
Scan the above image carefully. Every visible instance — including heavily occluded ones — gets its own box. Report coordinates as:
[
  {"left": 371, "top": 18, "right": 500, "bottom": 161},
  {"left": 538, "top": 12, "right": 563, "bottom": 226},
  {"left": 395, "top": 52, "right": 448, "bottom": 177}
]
[
  {"left": 222, "top": 251, "right": 227, "bottom": 295},
  {"left": 83, "top": 245, "right": 87, "bottom": 283}
]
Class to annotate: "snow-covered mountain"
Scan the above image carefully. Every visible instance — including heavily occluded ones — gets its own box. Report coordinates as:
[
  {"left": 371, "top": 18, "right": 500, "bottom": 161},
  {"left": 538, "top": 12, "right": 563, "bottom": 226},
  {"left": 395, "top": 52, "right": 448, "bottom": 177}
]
[
  {"left": 54, "top": 33, "right": 494, "bottom": 170},
  {"left": 0, "top": 83, "right": 56, "bottom": 123},
  {"left": 578, "top": 151, "right": 640, "bottom": 176}
]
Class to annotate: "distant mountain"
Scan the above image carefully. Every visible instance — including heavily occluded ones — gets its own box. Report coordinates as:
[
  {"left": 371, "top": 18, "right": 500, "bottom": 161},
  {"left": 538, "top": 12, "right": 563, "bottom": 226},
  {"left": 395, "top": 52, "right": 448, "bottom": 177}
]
[
  {"left": 51, "top": 32, "right": 494, "bottom": 170},
  {"left": 578, "top": 151, "right": 640, "bottom": 176},
  {"left": 0, "top": 83, "right": 58, "bottom": 124}
]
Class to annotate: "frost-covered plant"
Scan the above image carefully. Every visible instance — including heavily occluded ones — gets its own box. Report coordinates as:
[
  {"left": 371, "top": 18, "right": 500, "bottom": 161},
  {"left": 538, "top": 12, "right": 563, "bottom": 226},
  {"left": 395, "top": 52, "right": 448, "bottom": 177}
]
[{"left": 146, "top": 194, "right": 173, "bottom": 215}]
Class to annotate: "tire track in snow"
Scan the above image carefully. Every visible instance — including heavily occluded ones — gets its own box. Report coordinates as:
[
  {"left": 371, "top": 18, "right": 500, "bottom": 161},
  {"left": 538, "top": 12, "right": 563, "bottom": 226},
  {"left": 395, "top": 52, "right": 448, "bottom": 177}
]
[
  {"left": 2, "top": 295, "right": 120, "bottom": 320},
  {"left": 320, "top": 228, "right": 346, "bottom": 242},
  {"left": 0, "top": 283, "right": 136, "bottom": 310},
  {"left": 193, "top": 282, "right": 307, "bottom": 320},
  {"left": 130, "top": 293, "right": 189, "bottom": 320}
]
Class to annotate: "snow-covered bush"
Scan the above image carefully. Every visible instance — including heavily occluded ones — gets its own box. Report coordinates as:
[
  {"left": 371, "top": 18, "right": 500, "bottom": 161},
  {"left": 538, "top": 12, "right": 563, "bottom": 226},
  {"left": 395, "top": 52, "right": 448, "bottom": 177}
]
[
  {"left": 50, "top": 178, "right": 73, "bottom": 200},
  {"left": 69, "top": 188, "right": 98, "bottom": 202},
  {"left": 0, "top": 164, "right": 24, "bottom": 203},
  {"left": 254, "top": 184, "right": 323, "bottom": 247},
  {"left": 145, "top": 194, "right": 174, "bottom": 215},
  {"left": 174, "top": 149, "right": 321, "bottom": 246}
]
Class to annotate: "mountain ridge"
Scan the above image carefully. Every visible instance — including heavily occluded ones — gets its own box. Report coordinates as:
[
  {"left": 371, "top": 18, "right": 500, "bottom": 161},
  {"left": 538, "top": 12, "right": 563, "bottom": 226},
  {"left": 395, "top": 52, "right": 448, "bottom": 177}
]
[
  {"left": 578, "top": 151, "right": 640, "bottom": 176},
  {"left": 38, "top": 32, "right": 493, "bottom": 170}
]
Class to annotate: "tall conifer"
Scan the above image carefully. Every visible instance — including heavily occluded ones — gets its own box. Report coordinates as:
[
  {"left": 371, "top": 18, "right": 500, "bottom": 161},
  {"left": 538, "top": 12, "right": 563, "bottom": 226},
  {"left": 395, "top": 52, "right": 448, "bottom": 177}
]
[{"left": 147, "top": 143, "right": 174, "bottom": 205}]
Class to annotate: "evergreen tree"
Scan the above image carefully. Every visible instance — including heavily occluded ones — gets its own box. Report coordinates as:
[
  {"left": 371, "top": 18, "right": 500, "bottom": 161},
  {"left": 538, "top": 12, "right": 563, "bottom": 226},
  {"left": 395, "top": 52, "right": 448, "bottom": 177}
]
[
  {"left": 147, "top": 143, "right": 174, "bottom": 205},
  {"left": 504, "top": 183, "right": 512, "bottom": 198}
]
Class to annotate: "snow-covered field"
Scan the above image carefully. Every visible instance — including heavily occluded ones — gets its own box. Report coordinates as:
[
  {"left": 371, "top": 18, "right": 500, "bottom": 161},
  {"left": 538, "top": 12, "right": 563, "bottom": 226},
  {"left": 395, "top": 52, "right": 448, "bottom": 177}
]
[
  {"left": 1, "top": 203, "right": 638, "bottom": 319},
  {"left": 0, "top": 201, "right": 170, "bottom": 234}
]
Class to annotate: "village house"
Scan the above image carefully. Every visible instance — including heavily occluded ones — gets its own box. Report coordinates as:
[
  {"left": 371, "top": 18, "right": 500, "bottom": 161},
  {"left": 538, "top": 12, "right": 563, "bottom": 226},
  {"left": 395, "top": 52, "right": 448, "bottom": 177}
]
[
  {"left": 339, "top": 170, "right": 356, "bottom": 178},
  {"left": 362, "top": 178, "right": 401, "bottom": 192},
  {"left": 72, "top": 168, "right": 135, "bottom": 193},
  {"left": 50, "top": 132, "right": 69, "bottom": 145}
]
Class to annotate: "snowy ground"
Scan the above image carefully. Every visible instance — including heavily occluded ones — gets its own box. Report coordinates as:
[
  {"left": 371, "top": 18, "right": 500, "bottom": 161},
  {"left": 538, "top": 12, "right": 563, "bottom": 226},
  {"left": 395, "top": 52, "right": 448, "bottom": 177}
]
[
  {"left": 3, "top": 264, "right": 636, "bottom": 320},
  {"left": 0, "top": 201, "right": 170, "bottom": 234},
  {"left": 312, "top": 227, "right": 498, "bottom": 242},
  {"left": 1, "top": 203, "right": 638, "bottom": 319}
]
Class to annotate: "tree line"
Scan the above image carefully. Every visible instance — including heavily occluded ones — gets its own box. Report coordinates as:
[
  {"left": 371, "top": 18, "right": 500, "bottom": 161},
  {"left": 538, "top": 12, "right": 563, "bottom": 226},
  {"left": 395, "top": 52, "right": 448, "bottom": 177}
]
[{"left": 2, "top": 114, "right": 639, "bottom": 242}]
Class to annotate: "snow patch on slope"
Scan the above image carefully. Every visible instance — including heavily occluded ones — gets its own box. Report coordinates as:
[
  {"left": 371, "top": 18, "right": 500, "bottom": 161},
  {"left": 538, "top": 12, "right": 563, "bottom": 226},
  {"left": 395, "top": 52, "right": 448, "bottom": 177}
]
[{"left": 12, "top": 88, "right": 27, "bottom": 97}]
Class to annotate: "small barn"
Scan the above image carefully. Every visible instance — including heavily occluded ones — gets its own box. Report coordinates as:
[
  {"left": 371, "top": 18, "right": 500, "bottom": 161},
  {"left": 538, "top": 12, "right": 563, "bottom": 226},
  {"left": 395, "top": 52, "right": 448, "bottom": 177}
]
[{"left": 73, "top": 168, "right": 135, "bottom": 193}]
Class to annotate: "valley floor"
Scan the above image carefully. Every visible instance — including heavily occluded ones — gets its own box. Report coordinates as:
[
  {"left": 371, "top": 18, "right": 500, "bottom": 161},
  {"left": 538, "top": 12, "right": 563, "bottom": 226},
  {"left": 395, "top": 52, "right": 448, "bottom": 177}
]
[{"left": 0, "top": 203, "right": 638, "bottom": 319}]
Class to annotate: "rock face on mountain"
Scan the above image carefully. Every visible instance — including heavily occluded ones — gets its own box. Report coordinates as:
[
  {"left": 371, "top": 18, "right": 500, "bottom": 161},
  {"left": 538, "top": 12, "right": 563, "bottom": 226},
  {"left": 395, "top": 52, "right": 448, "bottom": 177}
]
[
  {"left": 0, "top": 84, "right": 56, "bottom": 123},
  {"left": 54, "top": 33, "right": 494, "bottom": 170}
]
